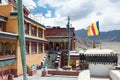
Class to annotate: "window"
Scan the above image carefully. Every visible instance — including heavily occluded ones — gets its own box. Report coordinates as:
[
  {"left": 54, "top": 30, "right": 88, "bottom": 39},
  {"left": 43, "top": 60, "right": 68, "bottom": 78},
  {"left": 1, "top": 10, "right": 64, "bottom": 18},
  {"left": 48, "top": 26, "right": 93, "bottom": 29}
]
[
  {"left": 38, "top": 29, "right": 43, "bottom": 38},
  {"left": 31, "top": 26, "right": 37, "bottom": 36},
  {"left": 38, "top": 43, "right": 43, "bottom": 53},
  {"left": 31, "top": 42, "right": 37, "bottom": 54},
  {"left": 0, "top": 42, "right": 3, "bottom": 54},
  {"left": 26, "top": 41, "right": 29, "bottom": 54},
  {"left": 25, "top": 23, "right": 29, "bottom": 35},
  {"left": 0, "top": 21, "right": 5, "bottom": 31}
]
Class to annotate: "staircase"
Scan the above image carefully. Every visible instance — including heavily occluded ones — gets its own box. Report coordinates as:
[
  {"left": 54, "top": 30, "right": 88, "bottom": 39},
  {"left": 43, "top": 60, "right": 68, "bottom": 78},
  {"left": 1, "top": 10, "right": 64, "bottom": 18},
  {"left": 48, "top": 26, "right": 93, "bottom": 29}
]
[{"left": 44, "top": 51, "right": 58, "bottom": 68}]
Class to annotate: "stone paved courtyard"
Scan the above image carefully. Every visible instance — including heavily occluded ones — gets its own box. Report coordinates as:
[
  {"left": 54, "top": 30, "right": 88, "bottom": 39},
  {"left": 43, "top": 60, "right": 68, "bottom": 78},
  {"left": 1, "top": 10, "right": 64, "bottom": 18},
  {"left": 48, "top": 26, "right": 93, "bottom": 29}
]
[{"left": 14, "top": 69, "right": 111, "bottom": 80}]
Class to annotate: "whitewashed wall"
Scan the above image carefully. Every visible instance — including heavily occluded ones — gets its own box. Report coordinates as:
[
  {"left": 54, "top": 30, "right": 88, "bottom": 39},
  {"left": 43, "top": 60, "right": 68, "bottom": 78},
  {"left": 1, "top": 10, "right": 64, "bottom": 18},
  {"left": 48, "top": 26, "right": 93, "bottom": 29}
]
[
  {"left": 89, "top": 64, "right": 114, "bottom": 77},
  {"left": 78, "top": 70, "right": 90, "bottom": 80},
  {"left": 118, "top": 54, "right": 120, "bottom": 65},
  {"left": 109, "top": 70, "right": 120, "bottom": 80}
]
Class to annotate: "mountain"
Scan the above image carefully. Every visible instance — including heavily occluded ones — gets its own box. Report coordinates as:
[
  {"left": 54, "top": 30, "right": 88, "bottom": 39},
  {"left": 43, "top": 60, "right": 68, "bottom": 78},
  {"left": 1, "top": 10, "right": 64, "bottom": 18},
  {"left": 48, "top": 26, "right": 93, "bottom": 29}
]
[
  {"left": 75, "top": 29, "right": 120, "bottom": 42},
  {"left": 75, "top": 37, "right": 94, "bottom": 51}
]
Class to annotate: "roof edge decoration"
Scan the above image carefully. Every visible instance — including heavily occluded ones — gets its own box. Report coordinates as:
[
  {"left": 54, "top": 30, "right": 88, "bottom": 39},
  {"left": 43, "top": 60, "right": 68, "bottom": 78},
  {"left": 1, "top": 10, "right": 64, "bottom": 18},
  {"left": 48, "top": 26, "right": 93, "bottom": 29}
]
[
  {"left": 84, "top": 49, "right": 116, "bottom": 54},
  {"left": 79, "top": 49, "right": 118, "bottom": 64}
]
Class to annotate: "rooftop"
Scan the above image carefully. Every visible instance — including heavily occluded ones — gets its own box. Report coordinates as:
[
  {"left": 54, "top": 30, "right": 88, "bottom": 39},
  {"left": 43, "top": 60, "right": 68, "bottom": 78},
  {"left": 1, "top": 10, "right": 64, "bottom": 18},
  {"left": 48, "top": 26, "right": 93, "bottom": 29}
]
[
  {"left": 70, "top": 51, "right": 80, "bottom": 56},
  {"left": 84, "top": 49, "right": 116, "bottom": 54}
]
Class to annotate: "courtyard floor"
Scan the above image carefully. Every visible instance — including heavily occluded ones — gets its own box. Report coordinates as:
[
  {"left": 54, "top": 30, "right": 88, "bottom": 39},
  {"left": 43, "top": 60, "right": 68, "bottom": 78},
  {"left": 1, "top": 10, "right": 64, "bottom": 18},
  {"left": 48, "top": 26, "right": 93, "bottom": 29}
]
[{"left": 14, "top": 69, "right": 111, "bottom": 80}]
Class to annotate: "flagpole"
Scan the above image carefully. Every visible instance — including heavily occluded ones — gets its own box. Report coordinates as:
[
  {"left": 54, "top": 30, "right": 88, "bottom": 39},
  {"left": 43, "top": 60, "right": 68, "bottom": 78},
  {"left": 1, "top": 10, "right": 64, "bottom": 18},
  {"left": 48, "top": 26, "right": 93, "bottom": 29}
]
[
  {"left": 66, "top": 16, "right": 71, "bottom": 66},
  {"left": 87, "top": 21, "right": 100, "bottom": 49},
  {"left": 98, "top": 35, "right": 101, "bottom": 49},
  {"left": 93, "top": 40, "right": 96, "bottom": 48}
]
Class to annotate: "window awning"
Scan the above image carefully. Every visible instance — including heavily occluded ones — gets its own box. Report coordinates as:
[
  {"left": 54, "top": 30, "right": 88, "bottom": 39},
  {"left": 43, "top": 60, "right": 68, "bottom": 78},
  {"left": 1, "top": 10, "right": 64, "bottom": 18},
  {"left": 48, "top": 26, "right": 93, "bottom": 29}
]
[{"left": 0, "top": 58, "right": 16, "bottom": 67}]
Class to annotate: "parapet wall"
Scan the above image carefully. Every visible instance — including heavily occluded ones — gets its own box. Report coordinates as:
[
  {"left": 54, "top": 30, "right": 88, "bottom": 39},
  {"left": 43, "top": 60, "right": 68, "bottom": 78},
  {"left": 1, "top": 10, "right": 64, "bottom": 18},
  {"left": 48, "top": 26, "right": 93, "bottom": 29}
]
[
  {"left": 78, "top": 70, "right": 90, "bottom": 80},
  {"left": 109, "top": 70, "right": 120, "bottom": 80}
]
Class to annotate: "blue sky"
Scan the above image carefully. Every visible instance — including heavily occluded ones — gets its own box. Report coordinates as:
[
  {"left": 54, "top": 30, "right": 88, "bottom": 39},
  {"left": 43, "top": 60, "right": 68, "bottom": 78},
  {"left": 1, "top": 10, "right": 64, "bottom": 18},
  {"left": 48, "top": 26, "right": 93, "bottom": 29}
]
[
  {"left": 23, "top": 0, "right": 120, "bottom": 31},
  {"left": 30, "top": 0, "right": 56, "bottom": 18}
]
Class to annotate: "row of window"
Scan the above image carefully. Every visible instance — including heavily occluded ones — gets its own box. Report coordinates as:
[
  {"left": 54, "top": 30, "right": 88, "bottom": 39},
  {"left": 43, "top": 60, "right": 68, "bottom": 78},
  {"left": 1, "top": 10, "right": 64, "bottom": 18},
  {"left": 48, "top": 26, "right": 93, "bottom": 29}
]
[
  {"left": 0, "top": 41, "right": 43, "bottom": 55},
  {"left": 26, "top": 41, "right": 43, "bottom": 54},
  {"left": 25, "top": 22, "right": 43, "bottom": 38},
  {"left": 46, "top": 42, "right": 68, "bottom": 50},
  {"left": 0, "top": 21, "right": 43, "bottom": 39}
]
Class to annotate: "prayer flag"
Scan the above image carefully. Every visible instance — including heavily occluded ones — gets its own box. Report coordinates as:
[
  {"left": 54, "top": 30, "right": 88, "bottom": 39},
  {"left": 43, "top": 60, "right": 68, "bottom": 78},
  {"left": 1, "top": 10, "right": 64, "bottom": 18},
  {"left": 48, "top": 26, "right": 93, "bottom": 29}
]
[{"left": 87, "top": 21, "right": 99, "bottom": 36}]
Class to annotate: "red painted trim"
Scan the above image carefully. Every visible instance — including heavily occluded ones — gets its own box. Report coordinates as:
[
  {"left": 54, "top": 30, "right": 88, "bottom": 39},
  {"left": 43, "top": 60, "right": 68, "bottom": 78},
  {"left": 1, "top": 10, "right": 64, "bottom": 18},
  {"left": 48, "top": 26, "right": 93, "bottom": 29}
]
[
  {"left": 70, "top": 57, "right": 80, "bottom": 60},
  {"left": 47, "top": 70, "right": 79, "bottom": 76}
]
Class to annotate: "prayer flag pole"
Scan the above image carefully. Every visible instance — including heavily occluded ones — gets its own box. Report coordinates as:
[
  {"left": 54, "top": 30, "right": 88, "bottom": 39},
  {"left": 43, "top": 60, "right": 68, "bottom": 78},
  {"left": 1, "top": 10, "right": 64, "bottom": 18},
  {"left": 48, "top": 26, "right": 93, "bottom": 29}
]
[
  {"left": 17, "top": 0, "right": 27, "bottom": 80},
  {"left": 66, "top": 16, "right": 71, "bottom": 66},
  {"left": 98, "top": 35, "right": 102, "bottom": 49}
]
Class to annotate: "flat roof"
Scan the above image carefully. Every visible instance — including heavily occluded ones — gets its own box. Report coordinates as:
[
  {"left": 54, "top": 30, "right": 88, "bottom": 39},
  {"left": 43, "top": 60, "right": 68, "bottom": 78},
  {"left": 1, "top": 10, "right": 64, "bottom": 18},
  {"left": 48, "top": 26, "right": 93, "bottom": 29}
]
[
  {"left": 70, "top": 51, "right": 80, "bottom": 56},
  {"left": 84, "top": 49, "right": 116, "bottom": 54}
]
